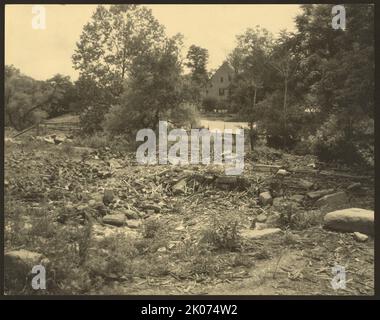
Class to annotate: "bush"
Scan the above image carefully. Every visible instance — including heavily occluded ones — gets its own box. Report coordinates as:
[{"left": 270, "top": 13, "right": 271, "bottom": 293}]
[
  {"left": 102, "top": 105, "right": 128, "bottom": 135},
  {"left": 310, "top": 115, "right": 374, "bottom": 167},
  {"left": 170, "top": 103, "right": 201, "bottom": 129},
  {"left": 201, "top": 214, "right": 241, "bottom": 251},
  {"left": 202, "top": 97, "right": 218, "bottom": 112},
  {"left": 79, "top": 104, "right": 109, "bottom": 134}
]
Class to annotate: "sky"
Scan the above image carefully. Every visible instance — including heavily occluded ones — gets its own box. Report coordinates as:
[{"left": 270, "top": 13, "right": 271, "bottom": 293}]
[{"left": 5, "top": 4, "right": 302, "bottom": 81}]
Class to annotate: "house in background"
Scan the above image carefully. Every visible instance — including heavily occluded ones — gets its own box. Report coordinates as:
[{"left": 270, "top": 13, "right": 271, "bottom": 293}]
[{"left": 203, "top": 61, "right": 235, "bottom": 112}]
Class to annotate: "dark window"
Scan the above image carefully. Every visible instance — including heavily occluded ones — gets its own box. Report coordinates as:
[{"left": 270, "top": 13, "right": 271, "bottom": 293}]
[
  {"left": 219, "top": 88, "right": 225, "bottom": 96},
  {"left": 228, "top": 75, "right": 232, "bottom": 81},
  {"left": 206, "top": 90, "right": 208, "bottom": 94},
  {"left": 220, "top": 77, "right": 224, "bottom": 83}
]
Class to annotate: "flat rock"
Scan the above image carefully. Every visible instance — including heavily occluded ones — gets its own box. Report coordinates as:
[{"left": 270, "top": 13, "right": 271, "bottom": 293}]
[
  {"left": 289, "top": 194, "right": 305, "bottom": 203},
  {"left": 315, "top": 191, "right": 348, "bottom": 209},
  {"left": 102, "top": 213, "right": 126, "bottom": 226},
  {"left": 241, "top": 228, "right": 282, "bottom": 240},
  {"left": 307, "top": 188, "right": 335, "bottom": 200},
  {"left": 324, "top": 208, "right": 374, "bottom": 235},
  {"left": 298, "top": 179, "right": 314, "bottom": 190}
]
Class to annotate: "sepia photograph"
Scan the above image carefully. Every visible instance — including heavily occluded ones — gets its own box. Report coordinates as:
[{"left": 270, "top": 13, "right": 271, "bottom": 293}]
[{"left": 3, "top": 3, "right": 375, "bottom": 296}]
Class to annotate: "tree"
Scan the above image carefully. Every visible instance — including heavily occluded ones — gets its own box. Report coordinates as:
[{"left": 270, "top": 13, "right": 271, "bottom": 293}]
[
  {"left": 5, "top": 65, "right": 54, "bottom": 130},
  {"left": 227, "top": 26, "right": 274, "bottom": 149},
  {"left": 44, "top": 74, "right": 77, "bottom": 118},
  {"left": 103, "top": 35, "right": 186, "bottom": 135},
  {"left": 185, "top": 45, "right": 209, "bottom": 87},
  {"left": 294, "top": 4, "right": 374, "bottom": 164},
  {"left": 268, "top": 31, "right": 299, "bottom": 148},
  {"left": 72, "top": 4, "right": 168, "bottom": 117}
]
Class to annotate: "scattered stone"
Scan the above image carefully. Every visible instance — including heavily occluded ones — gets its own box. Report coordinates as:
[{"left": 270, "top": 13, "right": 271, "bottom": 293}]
[
  {"left": 141, "top": 203, "right": 161, "bottom": 213},
  {"left": 298, "top": 179, "right": 314, "bottom": 190},
  {"left": 102, "top": 214, "right": 126, "bottom": 226},
  {"left": 241, "top": 228, "right": 282, "bottom": 240},
  {"left": 157, "top": 247, "right": 167, "bottom": 253},
  {"left": 175, "top": 224, "right": 185, "bottom": 231},
  {"left": 315, "top": 191, "right": 348, "bottom": 209},
  {"left": 255, "top": 222, "right": 268, "bottom": 230},
  {"left": 324, "top": 208, "right": 374, "bottom": 235},
  {"left": 273, "top": 197, "right": 284, "bottom": 208},
  {"left": 353, "top": 232, "right": 368, "bottom": 242},
  {"left": 307, "top": 188, "right": 335, "bottom": 200},
  {"left": 125, "top": 210, "right": 140, "bottom": 220},
  {"left": 43, "top": 136, "right": 55, "bottom": 144},
  {"left": 256, "top": 213, "right": 267, "bottom": 223},
  {"left": 54, "top": 134, "right": 66, "bottom": 144},
  {"left": 172, "top": 179, "right": 187, "bottom": 195},
  {"left": 289, "top": 194, "right": 305, "bottom": 203},
  {"left": 98, "top": 170, "right": 112, "bottom": 179},
  {"left": 127, "top": 220, "right": 142, "bottom": 229},
  {"left": 259, "top": 191, "right": 273, "bottom": 206},
  {"left": 92, "top": 224, "right": 138, "bottom": 241},
  {"left": 103, "top": 189, "right": 114, "bottom": 205},
  {"left": 276, "top": 169, "right": 290, "bottom": 176},
  {"left": 168, "top": 242, "right": 178, "bottom": 250}
]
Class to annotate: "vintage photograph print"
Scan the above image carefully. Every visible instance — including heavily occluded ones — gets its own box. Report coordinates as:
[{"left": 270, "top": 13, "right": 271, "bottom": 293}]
[{"left": 4, "top": 3, "right": 374, "bottom": 296}]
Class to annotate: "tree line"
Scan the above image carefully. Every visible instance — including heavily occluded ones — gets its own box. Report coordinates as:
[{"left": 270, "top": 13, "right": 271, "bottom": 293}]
[{"left": 4, "top": 4, "right": 374, "bottom": 167}]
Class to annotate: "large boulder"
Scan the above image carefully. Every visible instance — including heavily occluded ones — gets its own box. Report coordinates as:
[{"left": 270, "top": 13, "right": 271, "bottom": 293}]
[{"left": 323, "top": 208, "right": 374, "bottom": 235}]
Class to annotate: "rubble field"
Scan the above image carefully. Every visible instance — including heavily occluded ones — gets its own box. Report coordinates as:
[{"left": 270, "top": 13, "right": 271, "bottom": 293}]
[{"left": 4, "top": 132, "right": 374, "bottom": 295}]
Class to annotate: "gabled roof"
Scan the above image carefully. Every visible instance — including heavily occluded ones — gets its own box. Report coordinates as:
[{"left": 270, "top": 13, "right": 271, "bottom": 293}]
[{"left": 209, "top": 61, "right": 234, "bottom": 80}]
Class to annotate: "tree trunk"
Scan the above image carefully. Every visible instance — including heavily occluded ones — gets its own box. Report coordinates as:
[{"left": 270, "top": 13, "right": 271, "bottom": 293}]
[
  {"left": 250, "top": 87, "right": 258, "bottom": 151},
  {"left": 283, "top": 77, "right": 288, "bottom": 149}
]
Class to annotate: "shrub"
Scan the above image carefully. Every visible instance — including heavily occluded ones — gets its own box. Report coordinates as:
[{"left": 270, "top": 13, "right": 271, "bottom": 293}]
[
  {"left": 202, "top": 97, "right": 218, "bottom": 112},
  {"left": 310, "top": 115, "right": 374, "bottom": 167},
  {"left": 201, "top": 214, "right": 241, "bottom": 251},
  {"left": 170, "top": 103, "right": 201, "bottom": 129},
  {"left": 79, "top": 104, "right": 109, "bottom": 134},
  {"left": 102, "top": 104, "right": 128, "bottom": 135}
]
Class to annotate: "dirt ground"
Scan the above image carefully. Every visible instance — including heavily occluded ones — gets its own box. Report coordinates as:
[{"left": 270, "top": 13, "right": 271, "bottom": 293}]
[{"left": 4, "top": 131, "right": 374, "bottom": 295}]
